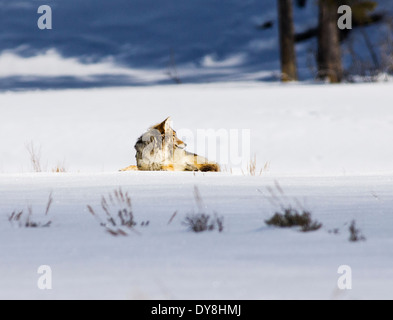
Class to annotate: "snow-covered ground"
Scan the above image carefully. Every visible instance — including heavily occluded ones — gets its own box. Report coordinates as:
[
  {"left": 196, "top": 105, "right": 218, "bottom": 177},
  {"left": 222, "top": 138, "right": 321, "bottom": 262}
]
[
  {"left": 0, "top": 82, "right": 392, "bottom": 299},
  {"left": 1, "top": 172, "right": 393, "bottom": 300}
]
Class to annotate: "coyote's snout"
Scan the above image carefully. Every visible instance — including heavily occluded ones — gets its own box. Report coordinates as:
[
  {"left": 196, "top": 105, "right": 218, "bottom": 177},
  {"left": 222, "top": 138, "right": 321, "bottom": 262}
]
[{"left": 121, "top": 117, "right": 220, "bottom": 172}]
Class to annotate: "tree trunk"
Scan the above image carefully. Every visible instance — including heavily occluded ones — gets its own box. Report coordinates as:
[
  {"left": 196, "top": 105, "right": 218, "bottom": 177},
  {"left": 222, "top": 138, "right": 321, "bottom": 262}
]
[
  {"left": 317, "top": 0, "right": 343, "bottom": 83},
  {"left": 277, "top": 0, "right": 298, "bottom": 82}
]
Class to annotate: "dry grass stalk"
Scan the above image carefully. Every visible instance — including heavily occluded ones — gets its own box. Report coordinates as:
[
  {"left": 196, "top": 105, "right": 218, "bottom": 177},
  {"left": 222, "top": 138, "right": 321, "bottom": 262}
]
[
  {"left": 261, "top": 181, "right": 322, "bottom": 232},
  {"left": 9, "top": 193, "right": 53, "bottom": 228},
  {"left": 242, "top": 155, "right": 270, "bottom": 176},
  {"left": 52, "top": 163, "right": 66, "bottom": 173},
  {"left": 349, "top": 220, "right": 366, "bottom": 242},
  {"left": 45, "top": 192, "right": 53, "bottom": 215},
  {"left": 182, "top": 186, "right": 224, "bottom": 233},
  {"left": 168, "top": 211, "right": 178, "bottom": 225},
  {"left": 25, "top": 141, "right": 42, "bottom": 172},
  {"left": 87, "top": 187, "right": 148, "bottom": 236}
]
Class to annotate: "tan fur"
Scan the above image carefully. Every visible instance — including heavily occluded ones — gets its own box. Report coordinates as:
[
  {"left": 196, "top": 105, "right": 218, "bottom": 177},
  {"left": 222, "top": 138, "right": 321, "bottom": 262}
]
[
  {"left": 121, "top": 117, "right": 220, "bottom": 172},
  {"left": 119, "top": 165, "right": 138, "bottom": 172}
]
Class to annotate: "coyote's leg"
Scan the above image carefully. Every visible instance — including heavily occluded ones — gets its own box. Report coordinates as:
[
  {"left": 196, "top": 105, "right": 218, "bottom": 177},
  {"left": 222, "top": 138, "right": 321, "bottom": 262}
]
[
  {"left": 161, "top": 164, "right": 175, "bottom": 171},
  {"left": 119, "top": 165, "right": 138, "bottom": 171}
]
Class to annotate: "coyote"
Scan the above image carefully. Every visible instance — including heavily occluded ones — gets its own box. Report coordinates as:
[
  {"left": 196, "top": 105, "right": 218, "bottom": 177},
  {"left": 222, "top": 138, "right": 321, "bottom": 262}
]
[{"left": 120, "top": 117, "right": 220, "bottom": 172}]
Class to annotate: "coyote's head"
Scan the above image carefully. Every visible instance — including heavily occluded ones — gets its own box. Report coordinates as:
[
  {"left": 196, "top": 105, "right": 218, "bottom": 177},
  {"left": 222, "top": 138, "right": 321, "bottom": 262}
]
[
  {"left": 151, "top": 117, "right": 186, "bottom": 150},
  {"left": 135, "top": 117, "right": 186, "bottom": 169}
]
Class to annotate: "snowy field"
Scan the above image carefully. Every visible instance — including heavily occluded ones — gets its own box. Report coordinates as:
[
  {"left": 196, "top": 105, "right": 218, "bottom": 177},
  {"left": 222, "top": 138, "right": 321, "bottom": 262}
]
[
  {"left": 1, "top": 82, "right": 393, "bottom": 300},
  {"left": 1, "top": 82, "right": 393, "bottom": 175}
]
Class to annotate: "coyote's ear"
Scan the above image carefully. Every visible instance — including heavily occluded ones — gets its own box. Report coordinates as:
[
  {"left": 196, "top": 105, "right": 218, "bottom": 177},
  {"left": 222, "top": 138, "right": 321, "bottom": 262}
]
[
  {"left": 163, "top": 116, "right": 172, "bottom": 131},
  {"left": 154, "top": 117, "right": 172, "bottom": 133}
]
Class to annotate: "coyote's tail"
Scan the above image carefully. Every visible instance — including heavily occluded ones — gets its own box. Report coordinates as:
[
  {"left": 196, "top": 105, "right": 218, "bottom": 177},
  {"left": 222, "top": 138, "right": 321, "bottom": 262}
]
[{"left": 199, "top": 163, "right": 220, "bottom": 172}]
